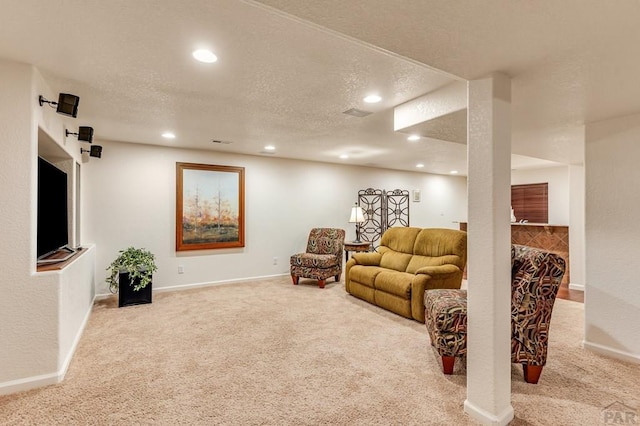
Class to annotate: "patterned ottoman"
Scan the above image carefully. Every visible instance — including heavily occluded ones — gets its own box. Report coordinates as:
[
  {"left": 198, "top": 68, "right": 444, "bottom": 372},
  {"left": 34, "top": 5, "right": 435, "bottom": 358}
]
[{"left": 424, "top": 289, "right": 468, "bottom": 374}]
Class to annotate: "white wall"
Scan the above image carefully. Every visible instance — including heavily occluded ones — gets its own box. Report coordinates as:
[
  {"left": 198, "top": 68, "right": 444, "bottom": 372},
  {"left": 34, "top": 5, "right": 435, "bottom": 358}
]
[
  {"left": 56, "top": 245, "right": 95, "bottom": 371},
  {"left": 0, "top": 60, "right": 59, "bottom": 385},
  {"left": 83, "top": 140, "right": 468, "bottom": 295},
  {"left": 511, "top": 166, "right": 570, "bottom": 225},
  {"left": 568, "top": 163, "right": 585, "bottom": 288},
  {"left": 584, "top": 112, "right": 640, "bottom": 362},
  {"left": 0, "top": 60, "right": 95, "bottom": 394}
]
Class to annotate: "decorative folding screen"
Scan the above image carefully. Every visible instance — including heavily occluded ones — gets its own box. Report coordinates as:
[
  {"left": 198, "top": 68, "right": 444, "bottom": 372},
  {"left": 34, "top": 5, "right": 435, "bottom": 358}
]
[{"left": 357, "top": 188, "right": 410, "bottom": 250}]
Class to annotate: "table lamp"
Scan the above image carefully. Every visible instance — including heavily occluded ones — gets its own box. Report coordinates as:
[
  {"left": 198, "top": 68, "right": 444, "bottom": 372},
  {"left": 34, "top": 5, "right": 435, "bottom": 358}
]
[{"left": 349, "top": 203, "right": 366, "bottom": 243}]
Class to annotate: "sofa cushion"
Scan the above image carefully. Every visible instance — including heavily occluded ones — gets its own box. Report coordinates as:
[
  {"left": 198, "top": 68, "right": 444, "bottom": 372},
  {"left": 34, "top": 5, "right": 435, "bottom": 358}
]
[
  {"left": 379, "top": 227, "right": 422, "bottom": 253},
  {"left": 406, "top": 229, "right": 466, "bottom": 273},
  {"left": 413, "top": 228, "right": 467, "bottom": 259},
  {"left": 379, "top": 248, "right": 413, "bottom": 272},
  {"left": 374, "top": 271, "right": 413, "bottom": 299},
  {"left": 348, "top": 265, "right": 386, "bottom": 287}
]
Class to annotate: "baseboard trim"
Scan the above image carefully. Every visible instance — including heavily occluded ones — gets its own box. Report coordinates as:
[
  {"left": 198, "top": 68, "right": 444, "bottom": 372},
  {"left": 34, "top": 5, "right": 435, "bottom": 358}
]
[
  {"left": 0, "top": 372, "right": 61, "bottom": 396},
  {"left": 94, "top": 273, "right": 290, "bottom": 299},
  {"left": 464, "top": 400, "right": 514, "bottom": 426},
  {"left": 568, "top": 283, "right": 585, "bottom": 291},
  {"left": 583, "top": 340, "right": 640, "bottom": 364}
]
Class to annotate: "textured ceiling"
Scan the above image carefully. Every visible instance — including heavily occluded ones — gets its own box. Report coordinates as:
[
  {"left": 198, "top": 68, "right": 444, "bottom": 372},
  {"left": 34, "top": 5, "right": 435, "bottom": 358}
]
[
  {"left": 256, "top": 0, "right": 640, "bottom": 164},
  {"left": 4, "top": 1, "right": 632, "bottom": 174}
]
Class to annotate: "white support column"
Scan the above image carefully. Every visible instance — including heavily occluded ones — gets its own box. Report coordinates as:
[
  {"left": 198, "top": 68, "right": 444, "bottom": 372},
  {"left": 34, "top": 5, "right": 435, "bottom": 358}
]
[
  {"left": 568, "top": 163, "right": 585, "bottom": 290},
  {"left": 568, "top": 128, "right": 586, "bottom": 290},
  {"left": 464, "top": 73, "right": 514, "bottom": 425}
]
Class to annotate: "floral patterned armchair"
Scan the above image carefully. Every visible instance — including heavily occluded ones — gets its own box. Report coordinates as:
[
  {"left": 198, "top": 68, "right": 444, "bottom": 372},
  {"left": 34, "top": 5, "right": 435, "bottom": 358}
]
[
  {"left": 424, "top": 244, "right": 566, "bottom": 384},
  {"left": 290, "top": 228, "right": 345, "bottom": 289}
]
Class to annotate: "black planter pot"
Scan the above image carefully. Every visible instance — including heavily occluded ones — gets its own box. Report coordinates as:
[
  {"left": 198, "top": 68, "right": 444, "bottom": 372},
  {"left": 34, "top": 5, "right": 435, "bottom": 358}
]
[{"left": 118, "top": 272, "right": 152, "bottom": 308}]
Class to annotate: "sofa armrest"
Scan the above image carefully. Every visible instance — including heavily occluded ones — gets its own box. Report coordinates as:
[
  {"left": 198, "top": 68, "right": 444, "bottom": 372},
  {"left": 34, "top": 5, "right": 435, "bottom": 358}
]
[
  {"left": 350, "top": 252, "right": 382, "bottom": 266},
  {"left": 415, "top": 264, "right": 461, "bottom": 278},
  {"left": 411, "top": 265, "right": 464, "bottom": 323}
]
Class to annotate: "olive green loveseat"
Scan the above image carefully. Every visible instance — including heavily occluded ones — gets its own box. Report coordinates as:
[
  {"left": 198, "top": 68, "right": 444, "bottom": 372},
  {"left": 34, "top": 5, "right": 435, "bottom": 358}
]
[{"left": 345, "top": 227, "right": 467, "bottom": 323}]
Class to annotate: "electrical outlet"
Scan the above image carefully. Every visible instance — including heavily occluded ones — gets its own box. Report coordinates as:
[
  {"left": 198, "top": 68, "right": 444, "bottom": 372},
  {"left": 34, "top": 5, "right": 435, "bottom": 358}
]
[
  {"left": 178, "top": 265, "right": 184, "bottom": 274},
  {"left": 273, "top": 257, "right": 278, "bottom": 265}
]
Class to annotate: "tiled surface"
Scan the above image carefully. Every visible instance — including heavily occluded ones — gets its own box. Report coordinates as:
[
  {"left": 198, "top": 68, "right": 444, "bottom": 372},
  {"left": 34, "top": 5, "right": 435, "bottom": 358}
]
[
  {"left": 511, "top": 224, "right": 569, "bottom": 285},
  {"left": 458, "top": 223, "right": 570, "bottom": 285}
]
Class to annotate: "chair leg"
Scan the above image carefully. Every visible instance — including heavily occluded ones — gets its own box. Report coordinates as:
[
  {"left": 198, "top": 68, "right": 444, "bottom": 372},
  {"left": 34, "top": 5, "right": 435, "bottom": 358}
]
[
  {"left": 318, "top": 279, "right": 326, "bottom": 289},
  {"left": 291, "top": 275, "right": 299, "bottom": 285},
  {"left": 335, "top": 274, "right": 340, "bottom": 282},
  {"left": 441, "top": 356, "right": 455, "bottom": 375},
  {"left": 523, "top": 364, "right": 543, "bottom": 384}
]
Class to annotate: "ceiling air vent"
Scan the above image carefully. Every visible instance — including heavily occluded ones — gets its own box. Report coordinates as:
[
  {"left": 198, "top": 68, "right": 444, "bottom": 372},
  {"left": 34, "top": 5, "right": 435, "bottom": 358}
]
[
  {"left": 211, "top": 139, "right": 232, "bottom": 144},
  {"left": 343, "top": 108, "right": 372, "bottom": 118}
]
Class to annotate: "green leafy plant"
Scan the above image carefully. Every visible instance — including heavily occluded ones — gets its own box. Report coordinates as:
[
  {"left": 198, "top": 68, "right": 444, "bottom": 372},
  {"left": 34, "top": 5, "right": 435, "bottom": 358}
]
[{"left": 106, "top": 247, "right": 158, "bottom": 293}]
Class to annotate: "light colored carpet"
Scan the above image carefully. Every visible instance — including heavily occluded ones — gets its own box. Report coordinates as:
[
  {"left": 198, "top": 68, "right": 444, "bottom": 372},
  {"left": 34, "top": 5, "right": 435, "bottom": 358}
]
[{"left": 0, "top": 276, "right": 638, "bottom": 425}]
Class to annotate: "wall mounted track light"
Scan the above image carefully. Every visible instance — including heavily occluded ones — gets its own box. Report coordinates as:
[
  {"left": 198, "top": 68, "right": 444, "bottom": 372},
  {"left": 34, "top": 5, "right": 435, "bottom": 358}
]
[
  {"left": 66, "top": 126, "right": 93, "bottom": 143},
  {"left": 81, "top": 145, "right": 102, "bottom": 158},
  {"left": 39, "top": 93, "right": 80, "bottom": 118}
]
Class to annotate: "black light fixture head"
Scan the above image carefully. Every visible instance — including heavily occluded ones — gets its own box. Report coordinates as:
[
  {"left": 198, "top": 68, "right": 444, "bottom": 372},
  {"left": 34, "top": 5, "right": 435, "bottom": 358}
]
[
  {"left": 66, "top": 126, "right": 94, "bottom": 143},
  {"left": 81, "top": 145, "right": 102, "bottom": 158},
  {"left": 39, "top": 93, "right": 80, "bottom": 118}
]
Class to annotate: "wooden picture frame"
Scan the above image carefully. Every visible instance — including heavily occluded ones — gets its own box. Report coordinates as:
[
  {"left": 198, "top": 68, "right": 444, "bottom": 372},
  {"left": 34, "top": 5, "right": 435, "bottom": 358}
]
[{"left": 176, "top": 162, "right": 245, "bottom": 251}]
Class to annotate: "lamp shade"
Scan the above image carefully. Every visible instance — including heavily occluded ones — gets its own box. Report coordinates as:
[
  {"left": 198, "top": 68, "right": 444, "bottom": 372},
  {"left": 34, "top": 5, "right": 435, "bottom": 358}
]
[{"left": 349, "top": 205, "right": 365, "bottom": 223}]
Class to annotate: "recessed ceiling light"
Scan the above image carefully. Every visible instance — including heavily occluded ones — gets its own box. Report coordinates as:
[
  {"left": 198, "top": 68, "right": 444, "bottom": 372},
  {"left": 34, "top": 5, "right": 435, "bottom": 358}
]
[
  {"left": 339, "top": 154, "right": 349, "bottom": 159},
  {"left": 363, "top": 94, "right": 382, "bottom": 103},
  {"left": 416, "top": 163, "right": 425, "bottom": 168},
  {"left": 162, "top": 132, "right": 176, "bottom": 139},
  {"left": 450, "top": 170, "right": 459, "bottom": 174},
  {"left": 407, "top": 135, "right": 420, "bottom": 141},
  {"left": 192, "top": 49, "right": 218, "bottom": 63},
  {"left": 264, "top": 145, "right": 276, "bottom": 151}
]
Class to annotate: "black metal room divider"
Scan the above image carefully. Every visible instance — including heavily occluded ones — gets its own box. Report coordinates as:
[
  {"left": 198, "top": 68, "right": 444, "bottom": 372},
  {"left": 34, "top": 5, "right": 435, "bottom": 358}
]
[{"left": 357, "top": 188, "right": 410, "bottom": 250}]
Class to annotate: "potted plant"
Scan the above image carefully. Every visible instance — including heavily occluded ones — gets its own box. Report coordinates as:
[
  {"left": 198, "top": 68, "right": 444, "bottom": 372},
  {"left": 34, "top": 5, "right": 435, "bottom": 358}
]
[{"left": 106, "top": 247, "right": 158, "bottom": 307}]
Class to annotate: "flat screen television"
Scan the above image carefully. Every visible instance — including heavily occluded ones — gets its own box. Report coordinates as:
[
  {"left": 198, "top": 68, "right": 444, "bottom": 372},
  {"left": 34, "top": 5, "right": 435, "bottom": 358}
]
[{"left": 37, "top": 156, "right": 73, "bottom": 263}]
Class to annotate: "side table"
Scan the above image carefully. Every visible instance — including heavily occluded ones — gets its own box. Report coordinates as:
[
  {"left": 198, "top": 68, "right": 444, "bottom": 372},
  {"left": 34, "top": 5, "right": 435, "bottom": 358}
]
[{"left": 344, "top": 241, "right": 372, "bottom": 262}]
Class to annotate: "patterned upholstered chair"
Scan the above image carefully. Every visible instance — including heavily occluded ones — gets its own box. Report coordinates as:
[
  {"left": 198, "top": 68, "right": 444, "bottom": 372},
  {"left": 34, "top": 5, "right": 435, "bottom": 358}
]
[
  {"left": 290, "top": 228, "right": 345, "bottom": 289},
  {"left": 424, "top": 244, "right": 566, "bottom": 384}
]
